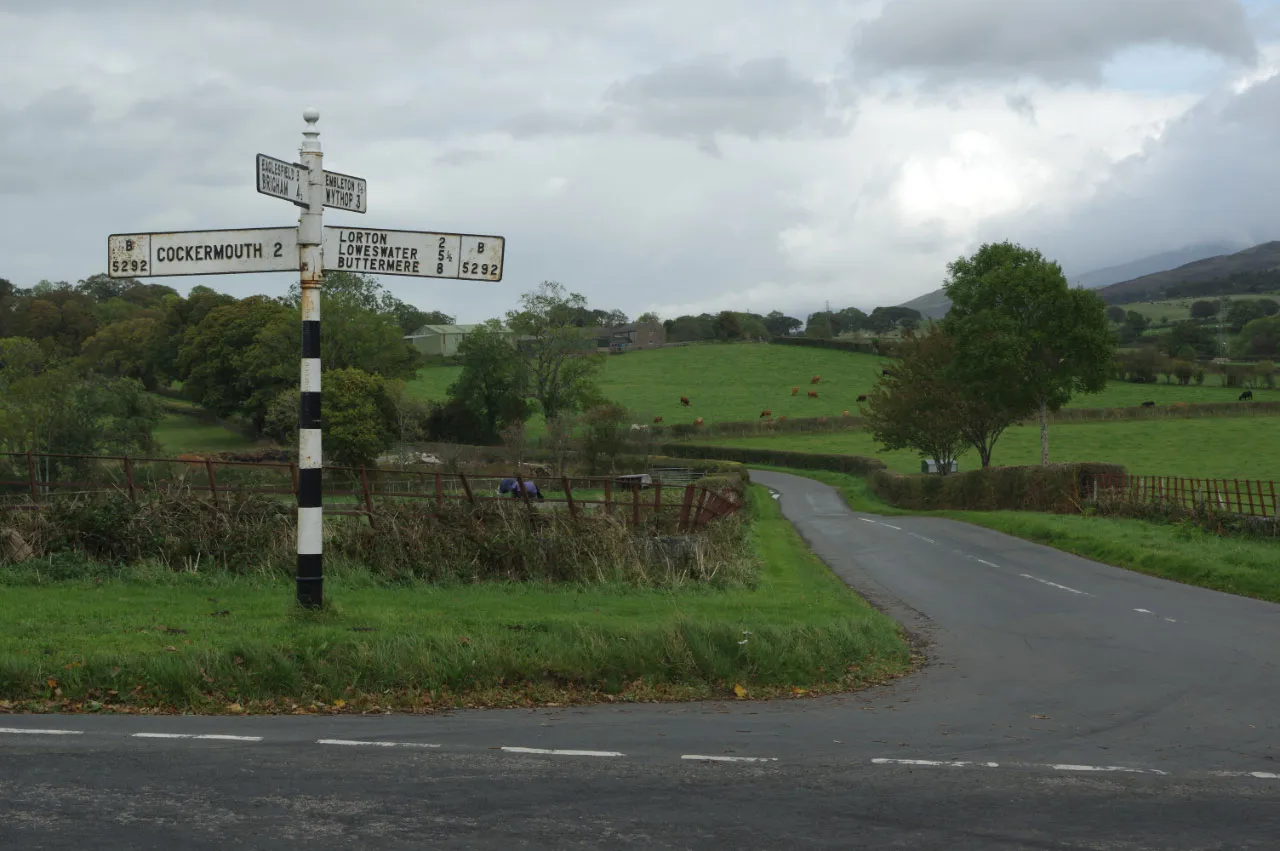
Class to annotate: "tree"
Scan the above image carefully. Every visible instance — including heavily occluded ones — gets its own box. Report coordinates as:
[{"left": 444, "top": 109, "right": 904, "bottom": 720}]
[
  {"left": 942, "top": 241, "right": 1113, "bottom": 466},
  {"left": 1257, "top": 298, "right": 1279, "bottom": 317},
  {"left": 1168, "top": 321, "right": 1220, "bottom": 359},
  {"left": 447, "top": 322, "right": 529, "bottom": 443},
  {"left": 506, "top": 281, "right": 605, "bottom": 421},
  {"left": 867, "top": 306, "right": 921, "bottom": 333},
  {"left": 78, "top": 316, "right": 167, "bottom": 390},
  {"left": 1226, "top": 299, "right": 1267, "bottom": 332},
  {"left": 1190, "top": 300, "right": 1220, "bottom": 320},
  {"left": 860, "top": 326, "right": 968, "bottom": 473},
  {"left": 763, "top": 310, "right": 803, "bottom": 336},
  {"left": 265, "top": 369, "right": 397, "bottom": 467},
  {"left": 636, "top": 311, "right": 661, "bottom": 325},
  {"left": 1124, "top": 310, "right": 1149, "bottom": 334},
  {"left": 1106, "top": 305, "right": 1126, "bottom": 323},
  {"left": 834, "top": 307, "right": 869, "bottom": 335},
  {"left": 1233, "top": 316, "right": 1280, "bottom": 358},
  {"left": 805, "top": 312, "right": 834, "bottom": 339}
]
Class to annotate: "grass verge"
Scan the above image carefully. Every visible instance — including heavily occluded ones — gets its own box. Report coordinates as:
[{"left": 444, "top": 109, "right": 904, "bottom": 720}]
[
  {"left": 0, "top": 486, "right": 912, "bottom": 714},
  {"left": 754, "top": 465, "right": 1280, "bottom": 603}
]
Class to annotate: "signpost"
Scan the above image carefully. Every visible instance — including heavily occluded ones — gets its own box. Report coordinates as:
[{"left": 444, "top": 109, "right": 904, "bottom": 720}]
[{"left": 106, "top": 109, "right": 506, "bottom": 610}]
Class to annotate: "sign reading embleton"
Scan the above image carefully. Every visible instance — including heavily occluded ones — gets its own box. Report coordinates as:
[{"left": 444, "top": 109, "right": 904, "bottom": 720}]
[
  {"left": 107, "top": 227, "right": 300, "bottom": 277},
  {"left": 324, "top": 226, "right": 504, "bottom": 280},
  {"left": 257, "top": 153, "right": 366, "bottom": 213}
]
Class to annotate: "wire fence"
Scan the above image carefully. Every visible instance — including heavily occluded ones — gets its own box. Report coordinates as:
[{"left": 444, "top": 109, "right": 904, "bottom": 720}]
[
  {"left": 1089, "top": 473, "right": 1280, "bottom": 519},
  {"left": 0, "top": 451, "right": 742, "bottom": 532}
]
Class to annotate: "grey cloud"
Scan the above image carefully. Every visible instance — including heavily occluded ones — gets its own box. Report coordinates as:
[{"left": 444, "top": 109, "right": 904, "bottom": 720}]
[
  {"left": 988, "top": 73, "right": 1280, "bottom": 276},
  {"left": 600, "top": 56, "right": 845, "bottom": 152},
  {"left": 851, "top": 0, "right": 1258, "bottom": 85},
  {"left": 1005, "top": 93, "right": 1036, "bottom": 124}
]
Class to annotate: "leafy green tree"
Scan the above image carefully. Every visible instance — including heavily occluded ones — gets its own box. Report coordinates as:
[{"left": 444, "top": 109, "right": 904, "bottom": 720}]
[
  {"left": 176, "top": 296, "right": 294, "bottom": 432},
  {"left": 506, "top": 281, "right": 605, "bottom": 421},
  {"left": 1233, "top": 316, "right": 1280, "bottom": 358},
  {"left": 576, "top": 402, "right": 631, "bottom": 474},
  {"left": 636, "top": 311, "right": 661, "bottom": 325},
  {"left": 834, "top": 307, "right": 869, "bottom": 334},
  {"left": 763, "top": 310, "right": 802, "bottom": 336},
  {"left": 806, "top": 312, "right": 834, "bottom": 339},
  {"left": 264, "top": 368, "right": 397, "bottom": 467},
  {"left": 447, "top": 322, "right": 529, "bottom": 442},
  {"left": 1257, "top": 298, "right": 1280, "bottom": 317},
  {"left": 861, "top": 326, "right": 968, "bottom": 473},
  {"left": 78, "top": 316, "right": 168, "bottom": 390},
  {"left": 1225, "top": 299, "right": 1267, "bottom": 332},
  {"left": 1190, "top": 299, "right": 1220, "bottom": 320},
  {"left": 1106, "top": 305, "right": 1126, "bottom": 323},
  {"left": 1168, "top": 321, "right": 1220, "bottom": 359},
  {"left": 942, "top": 240, "right": 1113, "bottom": 466},
  {"left": 1124, "top": 310, "right": 1149, "bottom": 334}
]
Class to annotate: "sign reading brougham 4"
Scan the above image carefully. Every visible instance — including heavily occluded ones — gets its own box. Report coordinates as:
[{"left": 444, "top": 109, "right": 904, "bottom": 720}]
[{"left": 324, "top": 226, "right": 504, "bottom": 280}]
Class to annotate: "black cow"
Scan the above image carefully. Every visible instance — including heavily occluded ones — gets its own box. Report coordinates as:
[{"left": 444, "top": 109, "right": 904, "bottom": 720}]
[
  {"left": 856, "top": 394, "right": 868, "bottom": 402},
  {"left": 1141, "top": 401, "right": 1155, "bottom": 407},
  {"left": 1240, "top": 390, "right": 1254, "bottom": 401},
  {"left": 882, "top": 369, "right": 895, "bottom": 377}
]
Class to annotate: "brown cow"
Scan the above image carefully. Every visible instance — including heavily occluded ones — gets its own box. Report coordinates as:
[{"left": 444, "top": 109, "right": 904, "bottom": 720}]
[
  {"left": 791, "top": 386, "right": 798, "bottom": 396},
  {"left": 856, "top": 394, "right": 867, "bottom": 402},
  {"left": 841, "top": 410, "right": 850, "bottom": 417},
  {"left": 778, "top": 415, "right": 788, "bottom": 421},
  {"left": 807, "top": 390, "right": 818, "bottom": 398},
  {"left": 810, "top": 375, "right": 821, "bottom": 384},
  {"left": 654, "top": 415, "right": 663, "bottom": 423},
  {"left": 760, "top": 410, "right": 772, "bottom": 418},
  {"left": 680, "top": 396, "right": 690, "bottom": 406},
  {"left": 694, "top": 417, "right": 704, "bottom": 425}
]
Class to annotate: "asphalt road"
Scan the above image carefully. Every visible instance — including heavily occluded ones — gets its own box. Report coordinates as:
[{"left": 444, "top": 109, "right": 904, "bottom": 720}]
[{"left": 2, "top": 470, "right": 1278, "bottom": 849}]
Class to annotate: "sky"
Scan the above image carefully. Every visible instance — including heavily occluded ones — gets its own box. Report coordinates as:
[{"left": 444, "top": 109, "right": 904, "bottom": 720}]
[{"left": 2, "top": 0, "right": 1280, "bottom": 324}]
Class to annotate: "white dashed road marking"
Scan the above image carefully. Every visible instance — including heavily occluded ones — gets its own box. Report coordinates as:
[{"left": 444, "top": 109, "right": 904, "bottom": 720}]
[
  {"left": 873, "top": 758, "right": 1166, "bottom": 776},
  {"left": 681, "top": 755, "right": 778, "bottom": 763},
  {"left": 872, "top": 758, "right": 999, "bottom": 768},
  {"left": 1210, "top": 771, "right": 1280, "bottom": 780},
  {"left": 318, "top": 739, "right": 441, "bottom": 749},
  {"left": 1018, "top": 573, "right": 1094, "bottom": 597},
  {"left": 0, "top": 728, "right": 82, "bottom": 736},
  {"left": 132, "top": 733, "right": 263, "bottom": 742},
  {"left": 502, "top": 747, "right": 624, "bottom": 757},
  {"left": 1048, "top": 763, "right": 1167, "bottom": 776},
  {"left": 907, "top": 532, "right": 936, "bottom": 544},
  {"left": 1134, "top": 608, "right": 1178, "bottom": 623},
  {"left": 975, "top": 558, "right": 1000, "bottom": 569}
]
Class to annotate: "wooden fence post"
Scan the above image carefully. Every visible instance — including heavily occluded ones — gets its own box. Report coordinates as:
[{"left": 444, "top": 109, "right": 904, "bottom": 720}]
[
  {"left": 678, "top": 483, "right": 695, "bottom": 531},
  {"left": 604, "top": 478, "right": 613, "bottom": 518},
  {"left": 459, "top": 472, "right": 475, "bottom": 506},
  {"left": 514, "top": 472, "right": 533, "bottom": 510},
  {"left": 205, "top": 459, "right": 219, "bottom": 509},
  {"left": 1271, "top": 480, "right": 1278, "bottom": 522},
  {"left": 26, "top": 450, "right": 38, "bottom": 507},
  {"left": 123, "top": 456, "right": 136, "bottom": 503},
  {"left": 631, "top": 484, "right": 641, "bottom": 528},
  {"left": 360, "top": 465, "right": 375, "bottom": 527},
  {"left": 653, "top": 482, "right": 663, "bottom": 521},
  {"left": 1234, "top": 479, "right": 1243, "bottom": 514},
  {"left": 562, "top": 476, "right": 577, "bottom": 520}
]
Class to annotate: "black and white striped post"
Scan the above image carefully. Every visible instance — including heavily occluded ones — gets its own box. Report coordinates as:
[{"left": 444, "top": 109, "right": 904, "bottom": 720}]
[{"left": 296, "top": 108, "right": 325, "bottom": 609}]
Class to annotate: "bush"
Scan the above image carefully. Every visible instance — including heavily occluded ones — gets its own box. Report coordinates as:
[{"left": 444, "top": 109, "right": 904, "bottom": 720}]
[
  {"left": 655, "top": 443, "right": 886, "bottom": 475},
  {"left": 769, "top": 336, "right": 901, "bottom": 357},
  {"left": 869, "top": 463, "right": 1127, "bottom": 513}
]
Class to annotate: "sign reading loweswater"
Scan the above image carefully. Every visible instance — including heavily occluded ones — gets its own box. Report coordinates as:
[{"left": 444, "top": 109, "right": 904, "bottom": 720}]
[{"left": 323, "top": 226, "right": 503, "bottom": 280}]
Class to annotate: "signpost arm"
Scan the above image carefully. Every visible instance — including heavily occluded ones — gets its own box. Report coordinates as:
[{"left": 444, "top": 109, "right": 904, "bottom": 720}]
[{"left": 296, "top": 108, "right": 325, "bottom": 610}]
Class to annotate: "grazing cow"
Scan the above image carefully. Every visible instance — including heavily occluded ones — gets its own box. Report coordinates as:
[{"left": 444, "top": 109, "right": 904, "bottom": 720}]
[
  {"left": 694, "top": 417, "right": 704, "bottom": 425},
  {"left": 1141, "top": 401, "right": 1155, "bottom": 407},
  {"left": 842, "top": 410, "right": 850, "bottom": 417},
  {"left": 1240, "top": 390, "right": 1254, "bottom": 401},
  {"left": 807, "top": 390, "right": 818, "bottom": 398},
  {"left": 791, "top": 386, "right": 799, "bottom": 396},
  {"left": 856, "top": 394, "right": 868, "bottom": 402},
  {"left": 778, "top": 415, "right": 788, "bottom": 421},
  {"left": 653, "top": 415, "right": 663, "bottom": 423},
  {"left": 811, "top": 375, "right": 821, "bottom": 384},
  {"left": 760, "top": 410, "right": 772, "bottom": 418},
  {"left": 680, "top": 395, "right": 691, "bottom": 406}
]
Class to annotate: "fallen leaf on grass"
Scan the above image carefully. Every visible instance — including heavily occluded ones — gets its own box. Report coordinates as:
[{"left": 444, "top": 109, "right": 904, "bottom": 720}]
[
  {"left": 733, "top": 684, "right": 747, "bottom": 699},
  {"left": 226, "top": 703, "right": 243, "bottom": 713},
  {"left": 790, "top": 687, "right": 808, "bottom": 695},
  {"left": 332, "top": 699, "right": 346, "bottom": 709}
]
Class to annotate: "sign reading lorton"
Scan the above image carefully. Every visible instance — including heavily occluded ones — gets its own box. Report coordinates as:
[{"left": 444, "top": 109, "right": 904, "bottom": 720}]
[
  {"left": 324, "top": 226, "right": 504, "bottom": 280},
  {"left": 107, "top": 227, "right": 300, "bottom": 278}
]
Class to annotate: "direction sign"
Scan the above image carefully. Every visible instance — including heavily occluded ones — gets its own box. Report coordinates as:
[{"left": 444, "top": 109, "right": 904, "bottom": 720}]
[
  {"left": 323, "top": 226, "right": 504, "bottom": 281},
  {"left": 257, "top": 153, "right": 366, "bottom": 213},
  {"left": 256, "top": 154, "right": 306, "bottom": 207},
  {"left": 323, "top": 170, "right": 367, "bottom": 213},
  {"left": 107, "top": 227, "right": 300, "bottom": 278}
]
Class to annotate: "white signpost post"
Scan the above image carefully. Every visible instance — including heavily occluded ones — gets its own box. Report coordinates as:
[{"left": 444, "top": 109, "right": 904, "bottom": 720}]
[{"left": 107, "top": 109, "right": 505, "bottom": 609}]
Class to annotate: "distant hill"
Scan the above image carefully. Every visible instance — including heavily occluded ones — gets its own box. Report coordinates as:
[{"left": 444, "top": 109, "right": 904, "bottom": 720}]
[
  {"left": 1096, "top": 241, "right": 1280, "bottom": 303},
  {"left": 897, "top": 241, "right": 1249, "bottom": 319}
]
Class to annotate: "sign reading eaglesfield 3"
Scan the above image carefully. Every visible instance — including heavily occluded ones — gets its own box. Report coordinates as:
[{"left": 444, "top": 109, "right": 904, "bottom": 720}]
[{"left": 324, "top": 226, "right": 504, "bottom": 281}]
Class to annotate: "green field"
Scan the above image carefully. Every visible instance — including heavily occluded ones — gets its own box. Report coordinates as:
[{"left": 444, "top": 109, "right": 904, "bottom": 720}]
[
  {"left": 0, "top": 488, "right": 910, "bottom": 711},
  {"left": 1115, "top": 292, "right": 1280, "bottom": 324},
  {"left": 153, "top": 413, "right": 259, "bottom": 455},
  {"left": 405, "top": 343, "right": 1271, "bottom": 431},
  {"left": 700, "top": 416, "right": 1280, "bottom": 482}
]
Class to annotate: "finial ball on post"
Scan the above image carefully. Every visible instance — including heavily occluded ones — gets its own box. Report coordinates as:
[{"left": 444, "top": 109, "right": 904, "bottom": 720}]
[{"left": 303, "top": 107, "right": 320, "bottom": 124}]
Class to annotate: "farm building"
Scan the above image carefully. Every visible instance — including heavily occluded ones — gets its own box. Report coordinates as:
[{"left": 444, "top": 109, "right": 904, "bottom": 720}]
[
  {"left": 584, "top": 321, "right": 666, "bottom": 353},
  {"left": 405, "top": 324, "right": 515, "bottom": 357}
]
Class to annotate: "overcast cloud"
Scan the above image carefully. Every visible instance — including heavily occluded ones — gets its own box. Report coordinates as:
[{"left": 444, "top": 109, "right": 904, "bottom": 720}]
[{"left": 0, "top": 0, "right": 1275, "bottom": 323}]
